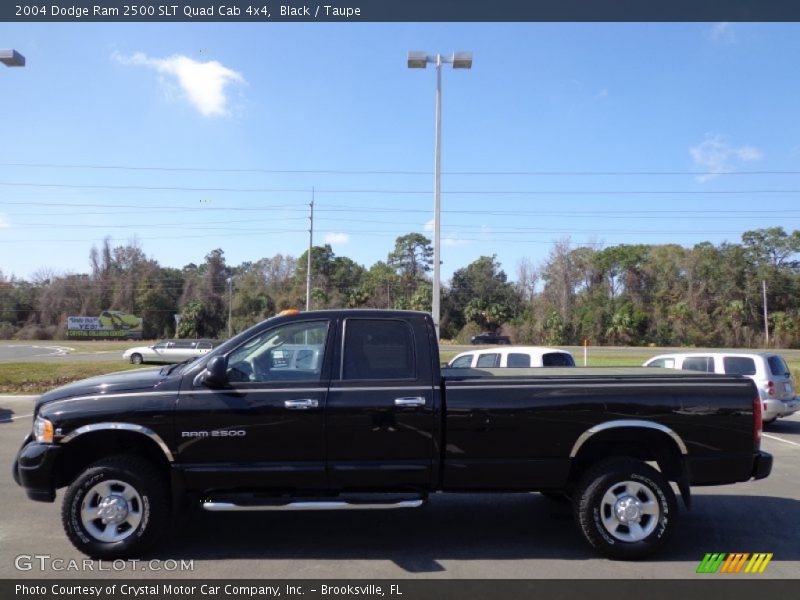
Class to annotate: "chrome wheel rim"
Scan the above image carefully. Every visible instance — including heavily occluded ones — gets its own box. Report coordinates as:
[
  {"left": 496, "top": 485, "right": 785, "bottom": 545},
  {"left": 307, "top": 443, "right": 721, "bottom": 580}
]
[
  {"left": 599, "top": 480, "right": 660, "bottom": 542},
  {"left": 80, "top": 479, "right": 143, "bottom": 543}
]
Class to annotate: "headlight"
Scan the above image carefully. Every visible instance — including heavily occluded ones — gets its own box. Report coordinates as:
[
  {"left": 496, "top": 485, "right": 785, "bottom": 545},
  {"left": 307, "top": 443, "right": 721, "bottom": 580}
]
[{"left": 33, "top": 416, "right": 54, "bottom": 443}]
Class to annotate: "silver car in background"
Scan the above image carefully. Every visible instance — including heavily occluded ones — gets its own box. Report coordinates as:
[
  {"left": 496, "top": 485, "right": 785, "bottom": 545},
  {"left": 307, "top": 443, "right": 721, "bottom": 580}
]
[
  {"left": 123, "top": 339, "right": 215, "bottom": 365},
  {"left": 644, "top": 351, "right": 799, "bottom": 423}
]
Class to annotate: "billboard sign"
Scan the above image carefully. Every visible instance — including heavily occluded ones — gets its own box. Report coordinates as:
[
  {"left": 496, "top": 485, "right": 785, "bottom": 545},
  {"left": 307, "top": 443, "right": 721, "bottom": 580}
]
[{"left": 67, "top": 311, "right": 143, "bottom": 339}]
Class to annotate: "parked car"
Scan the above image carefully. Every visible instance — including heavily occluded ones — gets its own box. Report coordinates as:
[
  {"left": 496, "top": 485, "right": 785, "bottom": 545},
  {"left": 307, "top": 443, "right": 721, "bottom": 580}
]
[
  {"left": 470, "top": 332, "right": 511, "bottom": 345},
  {"left": 449, "top": 346, "right": 576, "bottom": 368},
  {"left": 16, "top": 310, "right": 771, "bottom": 561},
  {"left": 644, "top": 351, "right": 799, "bottom": 423},
  {"left": 123, "top": 339, "right": 215, "bottom": 365}
]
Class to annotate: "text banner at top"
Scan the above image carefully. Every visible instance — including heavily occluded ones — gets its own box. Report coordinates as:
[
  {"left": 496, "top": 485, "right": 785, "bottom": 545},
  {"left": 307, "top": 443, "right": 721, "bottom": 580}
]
[{"left": 4, "top": 0, "right": 800, "bottom": 22}]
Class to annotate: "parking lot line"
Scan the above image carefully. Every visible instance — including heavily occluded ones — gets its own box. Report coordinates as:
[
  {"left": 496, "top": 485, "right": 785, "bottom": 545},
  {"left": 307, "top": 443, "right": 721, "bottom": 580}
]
[
  {"left": 763, "top": 433, "right": 800, "bottom": 447},
  {"left": 5, "top": 412, "right": 33, "bottom": 422}
]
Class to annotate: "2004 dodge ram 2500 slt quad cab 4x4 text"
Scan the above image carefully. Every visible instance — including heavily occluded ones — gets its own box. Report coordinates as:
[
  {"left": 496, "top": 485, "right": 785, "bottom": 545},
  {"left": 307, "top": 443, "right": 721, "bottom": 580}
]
[{"left": 14, "top": 310, "right": 772, "bottom": 560}]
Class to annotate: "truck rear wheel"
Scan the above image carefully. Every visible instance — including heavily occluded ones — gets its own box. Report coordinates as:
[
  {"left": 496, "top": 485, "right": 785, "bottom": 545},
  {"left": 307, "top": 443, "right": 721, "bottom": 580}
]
[
  {"left": 573, "top": 458, "right": 677, "bottom": 560},
  {"left": 61, "top": 455, "right": 168, "bottom": 559}
]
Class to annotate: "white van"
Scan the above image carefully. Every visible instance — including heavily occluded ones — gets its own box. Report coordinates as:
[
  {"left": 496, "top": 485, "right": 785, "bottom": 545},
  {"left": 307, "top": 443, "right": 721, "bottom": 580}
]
[
  {"left": 448, "top": 346, "right": 575, "bottom": 369},
  {"left": 644, "top": 352, "right": 799, "bottom": 423}
]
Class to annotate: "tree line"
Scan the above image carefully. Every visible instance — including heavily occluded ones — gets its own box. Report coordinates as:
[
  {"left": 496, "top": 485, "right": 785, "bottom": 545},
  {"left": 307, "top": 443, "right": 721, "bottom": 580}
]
[{"left": 1, "top": 227, "right": 799, "bottom": 348}]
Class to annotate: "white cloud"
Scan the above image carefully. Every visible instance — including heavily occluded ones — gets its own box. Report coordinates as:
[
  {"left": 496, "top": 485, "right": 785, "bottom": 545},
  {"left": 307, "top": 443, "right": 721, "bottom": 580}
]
[
  {"left": 595, "top": 88, "right": 609, "bottom": 100},
  {"left": 709, "top": 22, "right": 736, "bottom": 44},
  {"left": 443, "top": 237, "right": 469, "bottom": 247},
  {"left": 423, "top": 218, "right": 435, "bottom": 232},
  {"left": 689, "top": 134, "right": 763, "bottom": 182},
  {"left": 113, "top": 52, "right": 244, "bottom": 117},
  {"left": 324, "top": 232, "right": 350, "bottom": 245},
  {"left": 0, "top": 214, "right": 9, "bottom": 229}
]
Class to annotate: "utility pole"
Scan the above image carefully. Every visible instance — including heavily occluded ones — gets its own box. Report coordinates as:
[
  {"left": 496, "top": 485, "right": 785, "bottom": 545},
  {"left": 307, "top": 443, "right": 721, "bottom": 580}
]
[
  {"left": 227, "top": 277, "right": 233, "bottom": 339},
  {"left": 762, "top": 279, "right": 769, "bottom": 347},
  {"left": 306, "top": 191, "right": 314, "bottom": 311}
]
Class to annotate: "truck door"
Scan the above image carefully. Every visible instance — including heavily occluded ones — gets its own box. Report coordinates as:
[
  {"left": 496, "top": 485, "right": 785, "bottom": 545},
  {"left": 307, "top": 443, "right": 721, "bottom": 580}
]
[
  {"left": 326, "top": 316, "right": 436, "bottom": 492},
  {"left": 175, "top": 318, "right": 333, "bottom": 492}
]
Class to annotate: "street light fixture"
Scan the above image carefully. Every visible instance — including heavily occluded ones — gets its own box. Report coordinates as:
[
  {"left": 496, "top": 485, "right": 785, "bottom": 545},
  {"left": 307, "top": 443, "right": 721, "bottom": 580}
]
[
  {"left": 407, "top": 51, "right": 473, "bottom": 341},
  {"left": 0, "top": 49, "right": 25, "bottom": 67}
]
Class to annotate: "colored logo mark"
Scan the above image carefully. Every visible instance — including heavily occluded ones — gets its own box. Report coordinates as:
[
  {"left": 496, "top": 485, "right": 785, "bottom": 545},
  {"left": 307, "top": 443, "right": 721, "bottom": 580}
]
[{"left": 696, "top": 553, "right": 773, "bottom": 574}]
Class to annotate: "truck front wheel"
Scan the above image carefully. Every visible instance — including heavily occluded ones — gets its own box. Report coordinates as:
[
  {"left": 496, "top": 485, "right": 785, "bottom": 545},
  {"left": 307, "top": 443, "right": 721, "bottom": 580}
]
[
  {"left": 61, "top": 455, "right": 168, "bottom": 559},
  {"left": 573, "top": 458, "right": 677, "bottom": 560}
]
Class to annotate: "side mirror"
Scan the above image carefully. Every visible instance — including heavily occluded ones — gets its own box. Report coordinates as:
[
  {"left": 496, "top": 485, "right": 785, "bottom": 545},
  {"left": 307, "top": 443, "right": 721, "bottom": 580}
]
[{"left": 201, "top": 356, "right": 228, "bottom": 387}]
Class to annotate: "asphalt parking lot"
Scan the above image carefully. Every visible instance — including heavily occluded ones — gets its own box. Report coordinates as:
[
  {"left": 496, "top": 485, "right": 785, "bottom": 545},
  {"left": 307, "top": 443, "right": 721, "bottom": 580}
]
[{"left": 1, "top": 396, "right": 798, "bottom": 580}]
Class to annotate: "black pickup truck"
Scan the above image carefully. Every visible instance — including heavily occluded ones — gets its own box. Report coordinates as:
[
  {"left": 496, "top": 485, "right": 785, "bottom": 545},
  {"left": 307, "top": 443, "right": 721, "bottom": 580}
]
[{"left": 14, "top": 310, "right": 771, "bottom": 560}]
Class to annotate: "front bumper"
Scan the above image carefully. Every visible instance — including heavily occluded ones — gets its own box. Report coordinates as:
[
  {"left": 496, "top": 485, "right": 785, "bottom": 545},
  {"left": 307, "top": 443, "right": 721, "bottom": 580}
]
[
  {"left": 751, "top": 451, "right": 773, "bottom": 481},
  {"left": 13, "top": 435, "right": 60, "bottom": 502}
]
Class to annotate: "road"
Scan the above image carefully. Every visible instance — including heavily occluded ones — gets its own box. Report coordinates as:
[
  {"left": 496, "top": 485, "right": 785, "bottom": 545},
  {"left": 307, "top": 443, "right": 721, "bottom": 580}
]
[
  {"left": 0, "top": 343, "right": 123, "bottom": 364},
  {"left": 1, "top": 397, "right": 798, "bottom": 579}
]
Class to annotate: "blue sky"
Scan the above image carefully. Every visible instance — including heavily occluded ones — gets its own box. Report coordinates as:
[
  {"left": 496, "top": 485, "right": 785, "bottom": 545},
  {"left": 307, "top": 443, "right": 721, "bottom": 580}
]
[{"left": 1, "top": 22, "right": 800, "bottom": 281}]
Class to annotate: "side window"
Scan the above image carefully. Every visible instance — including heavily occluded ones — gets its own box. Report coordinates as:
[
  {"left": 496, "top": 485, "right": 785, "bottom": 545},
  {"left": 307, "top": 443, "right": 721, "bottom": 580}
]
[
  {"left": 197, "top": 341, "right": 212, "bottom": 351},
  {"left": 723, "top": 357, "right": 757, "bottom": 376},
  {"left": 647, "top": 358, "right": 674, "bottom": 369},
  {"left": 226, "top": 320, "right": 329, "bottom": 383},
  {"left": 682, "top": 357, "right": 713, "bottom": 372},
  {"left": 343, "top": 319, "right": 415, "bottom": 380},
  {"left": 542, "top": 352, "right": 574, "bottom": 367},
  {"left": 476, "top": 353, "right": 500, "bottom": 368},
  {"left": 153, "top": 341, "right": 168, "bottom": 350},
  {"left": 507, "top": 353, "right": 531, "bottom": 368},
  {"left": 450, "top": 355, "right": 473, "bottom": 368}
]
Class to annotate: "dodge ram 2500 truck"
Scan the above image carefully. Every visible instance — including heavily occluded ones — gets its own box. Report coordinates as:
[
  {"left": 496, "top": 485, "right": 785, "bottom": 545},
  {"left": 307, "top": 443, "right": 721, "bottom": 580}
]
[{"left": 14, "top": 309, "right": 772, "bottom": 560}]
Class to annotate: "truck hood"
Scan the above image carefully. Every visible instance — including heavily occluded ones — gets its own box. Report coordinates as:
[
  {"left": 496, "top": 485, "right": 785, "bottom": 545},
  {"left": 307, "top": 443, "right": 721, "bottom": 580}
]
[{"left": 35, "top": 368, "right": 171, "bottom": 410}]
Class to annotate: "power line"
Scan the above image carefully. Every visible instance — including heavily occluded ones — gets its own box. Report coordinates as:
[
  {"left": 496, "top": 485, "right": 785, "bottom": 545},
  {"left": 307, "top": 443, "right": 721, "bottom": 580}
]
[
  {"left": 4, "top": 161, "right": 800, "bottom": 177},
  {"left": 5, "top": 180, "right": 800, "bottom": 195}
]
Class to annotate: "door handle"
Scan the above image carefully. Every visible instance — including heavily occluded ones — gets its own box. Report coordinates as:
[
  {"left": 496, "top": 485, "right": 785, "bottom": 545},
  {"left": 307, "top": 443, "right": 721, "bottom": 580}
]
[
  {"left": 284, "top": 399, "right": 319, "bottom": 410},
  {"left": 394, "top": 397, "right": 426, "bottom": 407}
]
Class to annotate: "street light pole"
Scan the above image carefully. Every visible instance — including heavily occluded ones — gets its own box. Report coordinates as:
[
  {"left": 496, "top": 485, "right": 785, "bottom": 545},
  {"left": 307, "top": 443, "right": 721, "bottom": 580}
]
[
  {"left": 433, "top": 55, "right": 442, "bottom": 343},
  {"left": 408, "top": 51, "right": 472, "bottom": 341}
]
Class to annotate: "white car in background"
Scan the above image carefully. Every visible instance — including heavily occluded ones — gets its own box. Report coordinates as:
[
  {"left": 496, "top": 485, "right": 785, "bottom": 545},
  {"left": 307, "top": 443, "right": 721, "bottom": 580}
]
[
  {"left": 448, "top": 346, "right": 576, "bottom": 369},
  {"left": 644, "top": 351, "right": 800, "bottom": 423},
  {"left": 123, "top": 339, "right": 215, "bottom": 365}
]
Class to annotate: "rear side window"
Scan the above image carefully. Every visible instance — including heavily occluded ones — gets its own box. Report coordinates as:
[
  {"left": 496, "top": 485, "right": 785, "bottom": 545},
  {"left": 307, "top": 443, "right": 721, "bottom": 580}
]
[
  {"left": 476, "top": 353, "right": 500, "bottom": 368},
  {"left": 723, "top": 356, "right": 757, "bottom": 376},
  {"left": 768, "top": 355, "right": 790, "bottom": 377},
  {"left": 542, "top": 352, "right": 575, "bottom": 367},
  {"left": 682, "top": 357, "right": 714, "bottom": 372},
  {"left": 343, "top": 319, "right": 415, "bottom": 380},
  {"left": 450, "top": 355, "right": 473, "bottom": 368},
  {"left": 507, "top": 353, "right": 531, "bottom": 367},
  {"left": 647, "top": 358, "right": 675, "bottom": 369}
]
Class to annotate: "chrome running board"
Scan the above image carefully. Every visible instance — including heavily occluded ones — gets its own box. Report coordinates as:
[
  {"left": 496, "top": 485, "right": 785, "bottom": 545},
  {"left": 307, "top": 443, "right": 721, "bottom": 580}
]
[{"left": 202, "top": 499, "right": 424, "bottom": 512}]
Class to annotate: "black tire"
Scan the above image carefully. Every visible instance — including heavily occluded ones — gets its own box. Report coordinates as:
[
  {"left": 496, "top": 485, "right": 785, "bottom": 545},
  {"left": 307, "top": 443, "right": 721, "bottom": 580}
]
[
  {"left": 130, "top": 353, "right": 143, "bottom": 365},
  {"left": 62, "top": 455, "right": 168, "bottom": 559},
  {"left": 573, "top": 458, "right": 677, "bottom": 560}
]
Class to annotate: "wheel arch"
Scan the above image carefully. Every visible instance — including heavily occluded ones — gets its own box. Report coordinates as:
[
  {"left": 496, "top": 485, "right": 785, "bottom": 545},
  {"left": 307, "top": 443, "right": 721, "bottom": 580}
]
[
  {"left": 568, "top": 420, "right": 689, "bottom": 504},
  {"left": 54, "top": 424, "right": 173, "bottom": 489}
]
